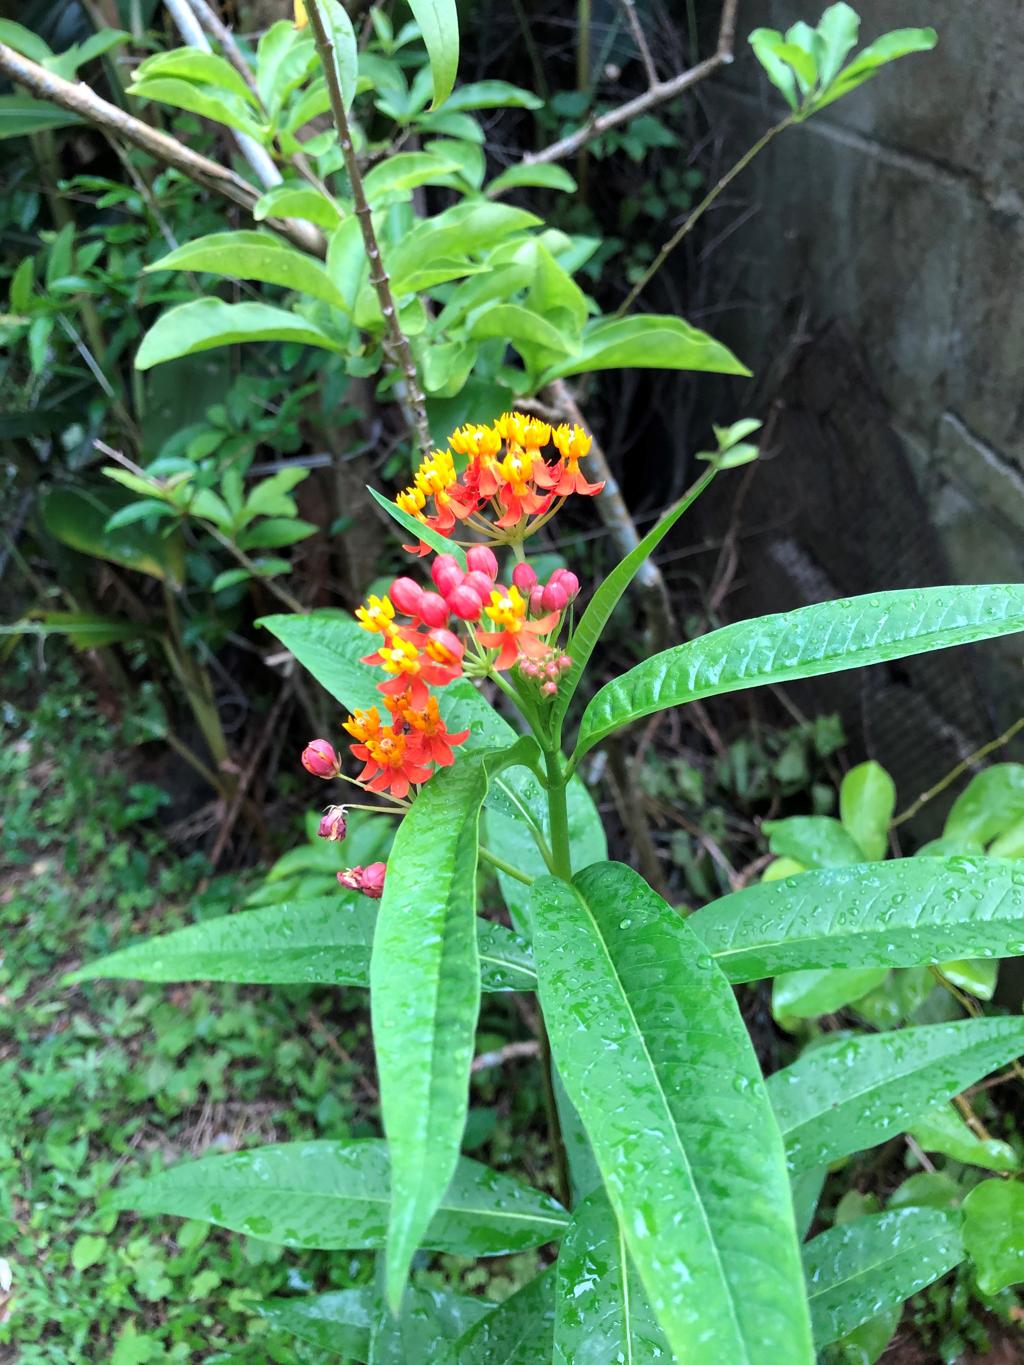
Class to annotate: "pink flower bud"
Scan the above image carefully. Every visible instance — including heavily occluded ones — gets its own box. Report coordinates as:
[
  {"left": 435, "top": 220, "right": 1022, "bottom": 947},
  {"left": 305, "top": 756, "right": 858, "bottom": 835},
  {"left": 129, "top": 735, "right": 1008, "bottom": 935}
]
[
  {"left": 512, "top": 562, "right": 538, "bottom": 592},
  {"left": 302, "top": 739, "right": 340, "bottom": 779},
  {"left": 431, "top": 554, "right": 462, "bottom": 596},
  {"left": 317, "top": 805, "right": 348, "bottom": 841},
  {"left": 545, "top": 661, "right": 560, "bottom": 679},
  {"left": 463, "top": 570, "right": 494, "bottom": 599},
  {"left": 389, "top": 576, "right": 424, "bottom": 615},
  {"left": 541, "top": 581, "right": 569, "bottom": 612},
  {"left": 338, "top": 862, "right": 387, "bottom": 898},
  {"left": 521, "top": 661, "right": 540, "bottom": 678},
  {"left": 541, "top": 680, "right": 558, "bottom": 696},
  {"left": 466, "top": 545, "right": 498, "bottom": 580},
  {"left": 416, "top": 591, "right": 449, "bottom": 628},
  {"left": 447, "top": 584, "right": 483, "bottom": 621},
  {"left": 529, "top": 586, "right": 546, "bottom": 616},
  {"left": 557, "top": 654, "right": 573, "bottom": 671},
  {"left": 558, "top": 570, "right": 580, "bottom": 601}
]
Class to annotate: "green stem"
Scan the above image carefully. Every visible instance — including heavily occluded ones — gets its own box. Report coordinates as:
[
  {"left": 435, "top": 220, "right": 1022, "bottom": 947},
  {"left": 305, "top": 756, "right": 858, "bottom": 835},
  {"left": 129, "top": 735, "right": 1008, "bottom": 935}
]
[
  {"left": 544, "top": 748, "right": 573, "bottom": 880},
  {"left": 479, "top": 846, "right": 534, "bottom": 886},
  {"left": 616, "top": 114, "right": 795, "bottom": 317}
]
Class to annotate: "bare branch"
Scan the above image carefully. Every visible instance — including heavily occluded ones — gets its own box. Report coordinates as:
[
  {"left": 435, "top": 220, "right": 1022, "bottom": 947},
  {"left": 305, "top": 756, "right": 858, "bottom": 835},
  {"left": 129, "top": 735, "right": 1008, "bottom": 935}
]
[
  {"left": 305, "top": 0, "right": 432, "bottom": 460},
  {"left": 0, "top": 42, "right": 325, "bottom": 256},
  {"left": 522, "top": 0, "right": 740, "bottom": 168},
  {"left": 617, "top": 0, "right": 659, "bottom": 89}
]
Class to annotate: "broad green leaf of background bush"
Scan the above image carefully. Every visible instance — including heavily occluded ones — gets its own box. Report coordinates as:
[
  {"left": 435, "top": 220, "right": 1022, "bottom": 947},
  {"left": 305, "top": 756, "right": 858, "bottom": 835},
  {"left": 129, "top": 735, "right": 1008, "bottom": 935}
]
[
  {"left": 909, "top": 1103, "right": 1018, "bottom": 1174},
  {"left": 573, "top": 586, "right": 1024, "bottom": 763},
  {"left": 128, "top": 75, "right": 264, "bottom": 139},
  {"left": 147, "top": 231, "right": 348, "bottom": 309},
  {"left": 763, "top": 815, "right": 865, "bottom": 867},
  {"left": 768, "top": 1017, "right": 1024, "bottom": 1172},
  {"left": 772, "top": 966, "right": 889, "bottom": 1021},
  {"left": 114, "top": 1140, "right": 567, "bottom": 1254},
  {"left": 372, "top": 738, "right": 538, "bottom": 1308},
  {"left": 530, "top": 862, "right": 813, "bottom": 1363},
  {"left": 690, "top": 856, "right": 1024, "bottom": 980},
  {"left": 406, "top": 0, "right": 459, "bottom": 107},
  {"left": 40, "top": 485, "right": 186, "bottom": 587},
  {"left": 0, "top": 94, "right": 83, "bottom": 138},
  {"left": 804, "top": 1208, "right": 963, "bottom": 1347},
  {"left": 68, "top": 897, "right": 535, "bottom": 993},
  {"left": 839, "top": 759, "right": 895, "bottom": 860},
  {"left": 944, "top": 764, "right": 1024, "bottom": 846},
  {"left": 254, "top": 182, "right": 343, "bottom": 229},
  {"left": 537, "top": 314, "right": 749, "bottom": 384},
  {"left": 135, "top": 299, "right": 341, "bottom": 369},
  {"left": 962, "top": 1180, "right": 1024, "bottom": 1294},
  {"left": 553, "top": 1189, "right": 669, "bottom": 1363},
  {"left": 448, "top": 1268, "right": 555, "bottom": 1364}
]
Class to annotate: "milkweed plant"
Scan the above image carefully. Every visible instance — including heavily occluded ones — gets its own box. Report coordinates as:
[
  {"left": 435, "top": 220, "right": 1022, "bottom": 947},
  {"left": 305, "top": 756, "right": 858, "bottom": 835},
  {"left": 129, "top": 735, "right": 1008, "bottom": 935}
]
[{"left": 66, "top": 4, "right": 1024, "bottom": 1361}]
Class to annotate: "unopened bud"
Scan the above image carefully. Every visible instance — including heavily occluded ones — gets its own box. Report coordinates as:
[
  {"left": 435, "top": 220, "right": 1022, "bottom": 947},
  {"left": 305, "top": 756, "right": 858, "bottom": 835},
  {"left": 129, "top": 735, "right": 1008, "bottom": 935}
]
[
  {"left": 521, "top": 661, "right": 540, "bottom": 678},
  {"left": 541, "top": 581, "right": 569, "bottom": 612},
  {"left": 529, "top": 586, "right": 546, "bottom": 616},
  {"left": 302, "top": 739, "right": 340, "bottom": 779},
  {"left": 557, "top": 570, "right": 580, "bottom": 601},
  {"left": 416, "top": 591, "right": 449, "bottom": 628},
  {"left": 557, "top": 654, "right": 573, "bottom": 671},
  {"left": 389, "top": 576, "right": 424, "bottom": 615},
  {"left": 431, "top": 553, "right": 462, "bottom": 596},
  {"left": 447, "top": 584, "right": 483, "bottom": 621},
  {"left": 545, "top": 661, "right": 560, "bottom": 679},
  {"left": 541, "top": 680, "right": 558, "bottom": 696},
  {"left": 466, "top": 545, "right": 498, "bottom": 580},
  {"left": 318, "top": 805, "right": 348, "bottom": 841},
  {"left": 512, "top": 562, "right": 538, "bottom": 592},
  {"left": 338, "top": 861, "right": 387, "bottom": 898},
  {"left": 463, "top": 570, "right": 494, "bottom": 599}
]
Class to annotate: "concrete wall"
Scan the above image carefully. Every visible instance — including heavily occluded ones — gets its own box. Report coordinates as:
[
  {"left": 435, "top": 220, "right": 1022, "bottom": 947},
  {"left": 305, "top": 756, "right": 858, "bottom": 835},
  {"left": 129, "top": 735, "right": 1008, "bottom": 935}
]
[{"left": 693, "top": 0, "right": 1024, "bottom": 797}]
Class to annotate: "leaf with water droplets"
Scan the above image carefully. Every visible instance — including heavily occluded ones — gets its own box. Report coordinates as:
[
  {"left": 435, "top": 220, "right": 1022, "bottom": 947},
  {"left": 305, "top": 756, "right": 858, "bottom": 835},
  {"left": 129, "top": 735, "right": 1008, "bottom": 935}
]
[
  {"left": 962, "top": 1180, "right": 1024, "bottom": 1293},
  {"left": 572, "top": 585, "right": 1024, "bottom": 763},
  {"left": 371, "top": 738, "right": 539, "bottom": 1309},
  {"left": 113, "top": 1139, "right": 568, "bottom": 1253},
  {"left": 449, "top": 1266, "right": 556, "bottom": 1363},
  {"left": 690, "top": 857, "right": 1024, "bottom": 981},
  {"left": 804, "top": 1208, "right": 963, "bottom": 1346},
  {"left": 553, "top": 1188, "right": 670, "bottom": 1363},
  {"left": 530, "top": 862, "right": 814, "bottom": 1364},
  {"left": 257, "top": 1287, "right": 375, "bottom": 1357},
  {"left": 762, "top": 816, "right": 866, "bottom": 868},
  {"left": 909, "top": 1103, "right": 1018, "bottom": 1173},
  {"left": 66, "top": 896, "right": 535, "bottom": 994},
  {"left": 769, "top": 1017, "right": 1024, "bottom": 1172}
]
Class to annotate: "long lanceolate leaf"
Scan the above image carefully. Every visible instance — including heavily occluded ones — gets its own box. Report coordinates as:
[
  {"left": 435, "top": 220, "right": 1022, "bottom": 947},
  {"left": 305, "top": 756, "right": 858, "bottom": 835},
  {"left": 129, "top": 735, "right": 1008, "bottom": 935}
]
[
  {"left": 372, "top": 738, "right": 538, "bottom": 1309},
  {"left": 570, "top": 585, "right": 1024, "bottom": 765},
  {"left": 769, "top": 1017, "right": 1024, "bottom": 1173},
  {"left": 690, "top": 856, "right": 1024, "bottom": 981},
  {"left": 804, "top": 1209, "right": 964, "bottom": 1347},
  {"left": 547, "top": 467, "right": 716, "bottom": 743},
  {"left": 553, "top": 1189, "right": 669, "bottom": 1363},
  {"left": 113, "top": 1139, "right": 567, "bottom": 1253},
  {"left": 530, "top": 862, "right": 814, "bottom": 1363}
]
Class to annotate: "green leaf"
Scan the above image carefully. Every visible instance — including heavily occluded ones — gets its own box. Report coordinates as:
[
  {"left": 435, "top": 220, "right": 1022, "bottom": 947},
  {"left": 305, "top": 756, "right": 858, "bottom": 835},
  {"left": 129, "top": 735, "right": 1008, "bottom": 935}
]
[
  {"left": 132, "top": 48, "right": 257, "bottom": 105},
  {"left": 363, "top": 151, "right": 463, "bottom": 204},
  {"left": 840, "top": 760, "right": 895, "bottom": 861},
  {"left": 2, "top": 611, "right": 144, "bottom": 651},
  {"left": 259, "top": 608, "right": 380, "bottom": 710},
  {"left": 763, "top": 816, "right": 866, "bottom": 868},
  {"left": 538, "top": 314, "right": 749, "bottom": 385},
  {"left": 690, "top": 856, "right": 1024, "bottom": 982},
  {"left": 254, "top": 183, "right": 342, "bottom": 230},
  {"left": 366, "top": 486, "right": 467, "bottom": 566},
  {"left": 147, "top": 231, "right": 347, "bottom": 308},
  {"left": 530, "top": 862, "right": 813, "bottom": 1363},
  {"left": 944, "top": 764, "right": 1024, "bottom": 847},
  {"left": 373, "top": 739, "right": 538, "bottom": 1308},
  {"left": 0, "top": 94, "right": 83, "bottom": 139},
  {"left": 407, "top": 0, "right": 460, "bottom": 107},
  {"left": 962, "top": 1180, "right": 1024, "bottom": 1293},
  {"left": 211, "top": 569, "right": 252, "bottom": 593},
  {"left": 814, "top": 27, "right": 938, "bottom": 113},
  {"left": 0, "top": 19, "right": 53, "bottom": 63},
  {"left": 747, "top": 29, "right": 800, "bottom": 109},
  {"left": 468, "top": 302, "right": 577, "bottom": 359},
  {"left": 768, "top": 1017, "right": 1024, "bottom": 1173},
  {"left": 940, "top": 956, "right": 998, "bottom": 1000},
  {"left": 40, "top": 485, "right": 185, "bottom": 587},
  {"left": 258, "top": 1287, "right": 373, "bottom": 1356},
  {"left": 487, "top": 163, "right": 577, "bottom": 196},
  {"left": 388, "top": 203, "right": 542, "bottom": 291},
  {"left": 128, "top": 76, "right": 263, "bottom": 138},
  {"left": 909, "top": 1103, "right": 1018, "bottom": 1174},
  {"left": 573, "top": 586, "right": 1024, "bottom": 765},
  {"left": 553, "top": 1189, "right": 669, "bottom": 1363},
  {"left": 135, "top": 299, "right": 340, "bottom": 370},
  {"left": 257, "top": 19, "right": 314, "bottom": 114},
  {"left": 236, "top": 517, "right": 318, "bottom": 549},
  {"left": 69, "top": 896, "right": 534, "bottom": 994},
  {"left": 449, "top": 1268, "right": 555, "bottom": 1364},
  {"left": 816, "top": 3, "right": 860, "bottom": 89},
  {"left": 772, "top": 967, "right": 889, "bottom": 1021},
  {"left": 71, "top": 1234, "right": 108, "bottom": 1272},
  {"left": 442, "top": 79, "right": 542, "bottom": 112},
  {"left": 322, "top": 0, "right": 358, "bottom": 111},
  {"left": 804, "top": 1209, "right": 963, "bottom": 1347},
  {"left": 113, "top": 1139, "right": 567, "bottom": 1253}
]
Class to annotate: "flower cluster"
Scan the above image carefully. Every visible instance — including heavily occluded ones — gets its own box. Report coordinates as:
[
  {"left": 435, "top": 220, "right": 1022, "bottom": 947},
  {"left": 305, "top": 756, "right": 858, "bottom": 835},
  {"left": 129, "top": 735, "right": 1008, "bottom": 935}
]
[
  {"left": 397, "top": 413, "right": 603, "bottom": 550},
  {"left": 300, "top": 413, "right": 597, "bottom": 894}
]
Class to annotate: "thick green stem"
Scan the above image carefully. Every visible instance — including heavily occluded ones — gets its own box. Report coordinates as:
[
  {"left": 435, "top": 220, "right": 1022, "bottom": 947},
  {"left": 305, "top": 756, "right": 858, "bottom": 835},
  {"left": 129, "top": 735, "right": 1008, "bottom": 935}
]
[{"left": 544, "top": 747, "right": 573, "bottom": 879}]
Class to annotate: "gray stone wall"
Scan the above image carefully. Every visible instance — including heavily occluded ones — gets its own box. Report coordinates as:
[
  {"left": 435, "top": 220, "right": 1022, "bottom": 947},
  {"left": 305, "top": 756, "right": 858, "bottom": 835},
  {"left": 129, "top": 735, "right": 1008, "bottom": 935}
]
[{"left": 694, "top": 0, "right": 1023, "bottom": 791}]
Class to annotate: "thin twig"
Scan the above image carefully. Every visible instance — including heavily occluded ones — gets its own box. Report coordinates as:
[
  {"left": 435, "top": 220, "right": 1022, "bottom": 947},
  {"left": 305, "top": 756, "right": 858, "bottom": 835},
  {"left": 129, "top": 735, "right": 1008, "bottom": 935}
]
[
  {"left": 0, "top": 42, "right": 324, "bottom": 256},
  {"left": 305, "top": 0, "right": 432, "bottom": 460},
  {"left": 521, "top": 0, "right": 738, "bottom": 168},
  {"left": 208, "top": 677, "right": 292, "bottom": 867},
  {"left": 618, "top": 113, "right": 795, "bottom": 316},
  {"left": 617, "top": 0, "right": 659, "bottom": 88},
  {"left": 471, "top": 1040, "right": 540, "bottom": 1073},
  {"left": 891, "top": 716, "right": 1024, "bottom": 829}
]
